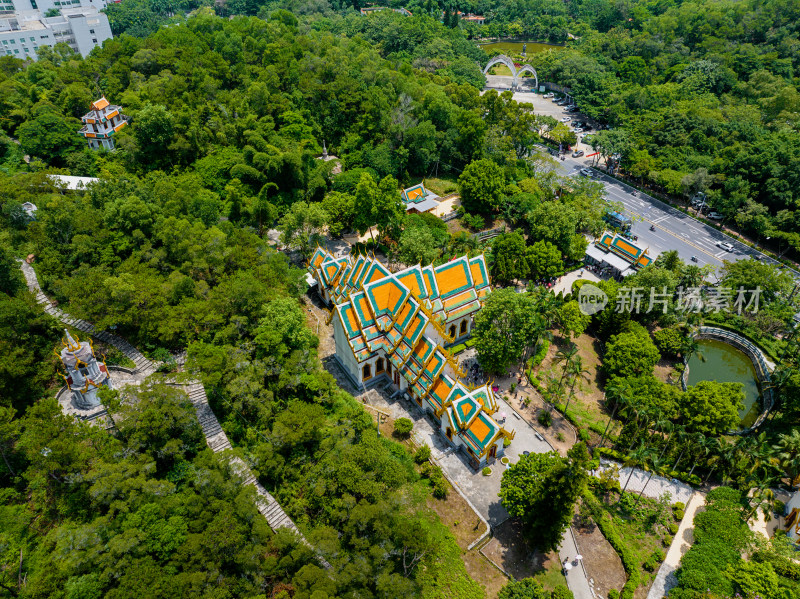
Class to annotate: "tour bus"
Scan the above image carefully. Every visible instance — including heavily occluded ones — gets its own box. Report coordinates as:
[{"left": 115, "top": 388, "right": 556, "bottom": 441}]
[{"left": 603, "top": 210, "right": 632, "bottom": 232}]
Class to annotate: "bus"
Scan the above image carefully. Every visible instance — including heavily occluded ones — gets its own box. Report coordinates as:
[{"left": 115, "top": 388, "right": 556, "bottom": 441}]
[{"left": 603, "top": 210, "right": 632, "bottom": 232}]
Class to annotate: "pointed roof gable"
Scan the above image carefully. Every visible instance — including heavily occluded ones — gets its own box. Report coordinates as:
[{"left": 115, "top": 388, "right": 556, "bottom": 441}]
[
  {"left": 361, "top": 259, "right": 391, "bottom": 286},
  {"left": 92, "top": 97, "right": 110, "bottom": 111},
  {"left": 434, "top": 257, "right": 474, "bottom": 299},
  {"left": 395, "top": 265, "right": 429, "bottom": 299},
  {"left": 469, "top": 255, "right": 490, "bottom": 289},
  {"left": 364, "top": 276, "right": 410, "bottom": 321}
]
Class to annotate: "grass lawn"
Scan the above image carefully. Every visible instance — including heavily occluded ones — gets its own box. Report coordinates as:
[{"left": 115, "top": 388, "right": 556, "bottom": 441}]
[
  {"left": 531, "top": 333, "right": 623, "bottom": 439},
  {"left": 423, "top": 175, "right": 459, "bottom": 196},
  {"left": 488, "top": 64, "right": 513, "bottom": 76}
]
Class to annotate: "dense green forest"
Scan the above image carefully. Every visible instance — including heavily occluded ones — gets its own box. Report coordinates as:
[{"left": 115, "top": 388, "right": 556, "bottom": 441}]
[
  {"left": 2, "top": 0, "right": 800, "bottom": 597},
  {"left": 0, "top": 10, "right": 499, "bottom": 598},
  {"left": 96, "top": 0, "right": 800, "bottom": 255}
]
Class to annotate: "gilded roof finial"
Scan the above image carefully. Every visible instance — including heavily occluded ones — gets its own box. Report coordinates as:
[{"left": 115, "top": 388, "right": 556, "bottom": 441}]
[{"left": 64, "top": 329, "right": 80, "bottom": 351}]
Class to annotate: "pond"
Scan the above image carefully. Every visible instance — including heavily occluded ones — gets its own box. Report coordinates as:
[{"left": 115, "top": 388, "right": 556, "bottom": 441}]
[
  {"left": 686, "top": 339, "right": 762, "bottom": 428},
  {"left": 478, "top": 41, "right": 562, "bottom": 55}
]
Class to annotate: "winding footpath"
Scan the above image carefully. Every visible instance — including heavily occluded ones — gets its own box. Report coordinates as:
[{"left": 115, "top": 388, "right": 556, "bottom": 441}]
[{"left": 18, "top": 260, "right": 319, "bottom": 554}]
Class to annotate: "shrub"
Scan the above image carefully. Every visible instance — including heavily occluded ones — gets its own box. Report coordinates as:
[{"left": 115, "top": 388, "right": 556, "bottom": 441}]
[
  {"left": 668, "top": 522, "right": 679, "bottom": 535},
  {"left": 643, "top": 550, "right": 664, "bottom": 571},
  {"left": 503, "top": 437, "right": 512, "bottom": 447},
  {"left": 415, "top": 444, "right": 431, "bottom": 464},
  {"left": 531, "top": 339, "right": 550, "bottom": 367},
  {"left": 482, "top": 466, "right": 492, "bottom": 476},
  {"left": 662, "top": 534, "right": 673, "bottom": 547},
  {"left": 538, "top": 410, "right": 552, "bottom": 427},
  {"left": 607, "top": 590, "right": 620, "bottom": 599},
  {"left": 449, "top": 343, "right": 467, "bottom": 354},
  {"left": 422, "top": 462, "right": 449, "bottom": 499},
  {"left": 653, "top": 327, "right": 683, "bottom": 358},
  {"left": 461, "top": 212, "right": 486, "bottom": 231},
  {"left": 578, "top": 428, "right": 590, "bottom": 442},
  {"left": 674, "top": 509, "right": 685, "bottom": 521},
  {"left": 394, "top": 418, "right": 413, "bottom": 437},
  {"left": 551, "top": 585, "right": 573, "bottom": 599},
  {"left": 673, "top": 502, "right": 685, "bottom": 511}
]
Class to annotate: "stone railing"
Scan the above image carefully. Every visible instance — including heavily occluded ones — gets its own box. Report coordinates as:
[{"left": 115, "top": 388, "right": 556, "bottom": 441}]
[{"left": 681, "top": 326, "right": 774, "bottom": 434}]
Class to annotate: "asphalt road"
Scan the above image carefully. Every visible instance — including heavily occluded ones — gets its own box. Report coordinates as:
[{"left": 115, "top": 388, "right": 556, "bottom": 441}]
[{"left": 488, "top": 82, "right": 797, "bottom": 279}]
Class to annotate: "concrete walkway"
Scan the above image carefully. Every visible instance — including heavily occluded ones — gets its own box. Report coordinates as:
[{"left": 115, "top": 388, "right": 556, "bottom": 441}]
[
  {"left": 17, "top": 260, "right": 321, "bottom": 562},
  {"left": 646, "top": 492, "right": 705, "bottom": 599},
  {"left": 357, "top": 378, "right": 594, "bottom": 599},
  {"left": 592, "top": 458, "right": 695, "bottom": 504}
]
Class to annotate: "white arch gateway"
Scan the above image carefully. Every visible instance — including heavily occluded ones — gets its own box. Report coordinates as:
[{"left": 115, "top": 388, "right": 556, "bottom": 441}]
[{"left": 483, "top": 55, "right": 539, "bottom": 89}]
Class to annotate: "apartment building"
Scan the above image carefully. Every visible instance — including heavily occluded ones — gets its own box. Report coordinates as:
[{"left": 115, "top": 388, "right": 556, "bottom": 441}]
[{"left": 0, "top": 7, "right": 112, "bottom": 59}]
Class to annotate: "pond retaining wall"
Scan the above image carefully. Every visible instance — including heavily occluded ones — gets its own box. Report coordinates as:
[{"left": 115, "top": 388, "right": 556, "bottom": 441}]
[{"left": 681, "top": 326, "right": 773, "bottom": 434}]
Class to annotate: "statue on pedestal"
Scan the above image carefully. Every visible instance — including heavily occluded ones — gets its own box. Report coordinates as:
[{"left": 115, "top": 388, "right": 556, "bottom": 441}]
[{"left": 58, "top": 330, "right": 112, "bottom": 410}]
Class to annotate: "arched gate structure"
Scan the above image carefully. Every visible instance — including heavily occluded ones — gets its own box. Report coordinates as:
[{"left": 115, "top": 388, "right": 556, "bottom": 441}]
[{"left": 483, "top": 55, "right": 539, "bottom": 89}]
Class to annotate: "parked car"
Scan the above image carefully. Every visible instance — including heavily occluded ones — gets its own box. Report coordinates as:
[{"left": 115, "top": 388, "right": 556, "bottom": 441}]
[
  {"left": 561, "top": 116, "right": 571, "bottom": 122},
  {"left": 572, "top": 150, "right": 585, "bottom": 157},
  {"left": 716, "top": 241, "right": 734, "bottom": 251},
  {"left": 573, "top": 127, "right": 584, "bottom": 133},
  {"left": 543, "top": 92, "right": 554, "bottom": 98},
  {"left": 566, "top": 106, "right": 578, "bottom": 112},
  {"left": 708, "top": 212, "right": 724, "bottom": 220},
  {"left": 691, "top": 192, "right": 706, "bottom": 205},
  {"left": 580, "top": 168, "right": 593, "bottom": 177}
]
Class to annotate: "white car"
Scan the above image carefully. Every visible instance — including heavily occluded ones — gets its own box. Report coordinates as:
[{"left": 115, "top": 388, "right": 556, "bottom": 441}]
[
  {"left": 573, "top": 127, "right": 584, "bottom": 133},
  {"left": 707, "top": 212, "right": 724, "bottom": 220},
  {"left": 580, "top": 168, "right": 593, "bottom": 177},
  {"left": 561, "top": 116, "right": 571, "bottom": 122},
  {"left": 543, "top": 92, "right": 554, "bottom": 98},
  {"left": 716, "top": 241, "right": 734, "bottom": 252}
]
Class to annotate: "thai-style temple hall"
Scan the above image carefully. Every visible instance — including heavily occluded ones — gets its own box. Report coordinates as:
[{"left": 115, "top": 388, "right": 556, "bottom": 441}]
[{"left": 308, "top": 248, "right": 515, "bottom": 467}]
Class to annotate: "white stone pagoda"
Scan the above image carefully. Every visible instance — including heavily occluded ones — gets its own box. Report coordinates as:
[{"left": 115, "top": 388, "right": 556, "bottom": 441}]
[
  {"left": 78, "top": 96, "right": 128, "bottom": 150},
  {"left": 59, "top": 329, "right": 111, "bottom": 409}
]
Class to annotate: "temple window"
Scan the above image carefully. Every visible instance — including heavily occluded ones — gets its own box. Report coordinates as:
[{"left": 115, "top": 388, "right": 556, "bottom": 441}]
[
  {"left": 460, "top": 320, "right": 468, "bottom": 335},
  {"left": 376, "top": 358, "right": 385, "bottom": 373},
  {"left": 445, "top": 427, "right": 452, "bottom": 440},
  {"left": 449, "top": 325, "right": 456, "bottom": 338},
  {"left": 362, "top": 364, "right": 372, "bottom": 380}
]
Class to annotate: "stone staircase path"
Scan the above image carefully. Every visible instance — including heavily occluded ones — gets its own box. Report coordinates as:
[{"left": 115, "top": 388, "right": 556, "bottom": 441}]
[{"left": 19, "top": 260, "right": 325, "bottom": 564}]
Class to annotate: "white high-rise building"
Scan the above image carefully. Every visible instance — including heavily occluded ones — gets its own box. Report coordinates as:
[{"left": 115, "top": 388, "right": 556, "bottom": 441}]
[
  {"left": 0, "top": 6, "right": 112, "bottom": 59},
  {"left": 0, "top": 0, "right": 113, "bottom": 15}
]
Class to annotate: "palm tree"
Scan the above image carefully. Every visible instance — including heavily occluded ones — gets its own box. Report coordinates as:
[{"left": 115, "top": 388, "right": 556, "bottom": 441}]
[
  {"left": 772, "top": 429, "right": 800, "bottom": 488},
  {"left": 635, "top": 456, "right": 665, "bottom": 508},
  {"left": 628, "top": 406, "right": 652, "bottom": 452},
  {"left": 564, "top": 356, "right": 590, "bottom": 415},
  {"left": 670, "top": 426, "right": 691, "bottom": 471},
  {"left": 599, "top": 380, "right": 629, "bottom": 448},
  {"left": 619, "top": 444, "right": 653, "bottom": 500},
  {"left": 687, "top": 432, "right": 708, "bottom": 478},
  {"left": 555, "top": 342, "right": 580, "bottom": 390},
  {"left": 657, "top": 420, "right": 675, "bottom": 460}
]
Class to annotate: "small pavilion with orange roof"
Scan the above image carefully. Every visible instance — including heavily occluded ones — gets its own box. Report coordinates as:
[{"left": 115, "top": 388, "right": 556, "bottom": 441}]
[
  {"left": 308, "top": 247, "right": 514, "bottom": 466},
  {"left": 78, "top": 96, "right": 128, "bottom": 151},
  {"left": 585, "top": 231, "right": 653, "bottom": 277}
]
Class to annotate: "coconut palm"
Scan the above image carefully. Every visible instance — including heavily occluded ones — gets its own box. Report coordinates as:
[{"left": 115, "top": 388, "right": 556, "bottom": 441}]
[
  {"left": 619, "top": 444, "right": 654, "bottom": 500},
  {"left": 687, "top": 432, "right": 708, "bottom": 478},
  {"left": 555, "top": 343, "right": 580, "bottom": 390},
  {"left": 670, "top": 426, "right": 691, "bottom": 471},
  {"left": 635, "top": 456, "right": 665, "bottom": 508},
  {"left": 657, "top": 420, "right": 675, "bottom": 460},
  {"left": 564, "top": 355, "right": 590, "bottom": 415},
  {"left": 772, "top": 429, "right": 800, "bottom": 487}
]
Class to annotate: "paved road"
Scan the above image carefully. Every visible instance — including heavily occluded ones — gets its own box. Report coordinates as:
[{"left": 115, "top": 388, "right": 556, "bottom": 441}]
[{"left": 494, "top": 85, "right": 799, "bottom": 279}]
